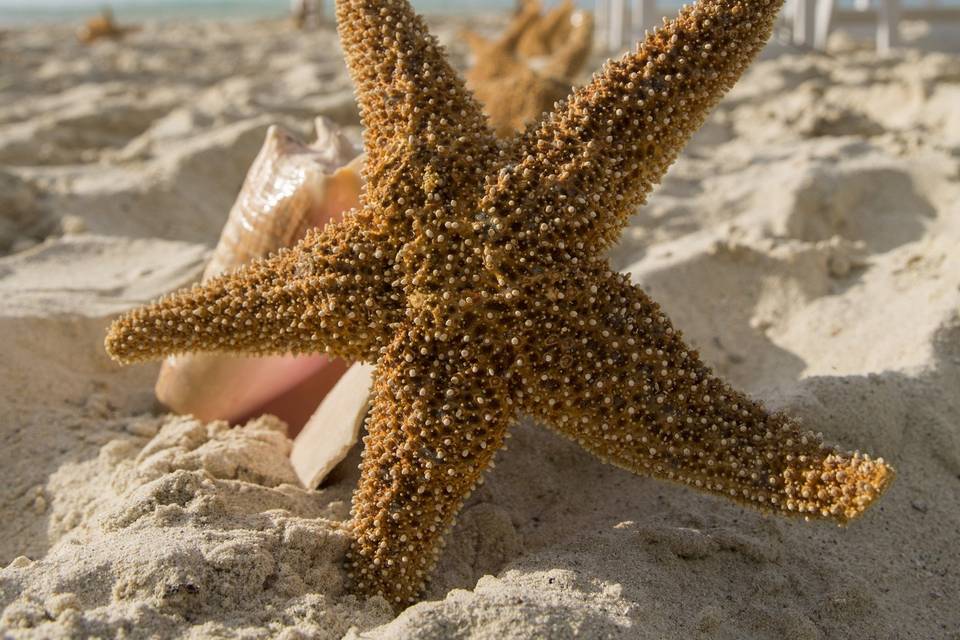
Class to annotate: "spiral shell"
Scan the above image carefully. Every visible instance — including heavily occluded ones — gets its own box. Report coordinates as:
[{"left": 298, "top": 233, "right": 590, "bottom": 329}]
[
  {"left": 155, "top": 117, "right": 363, "bottom": 431},
  {"left": 204, "top": 118, "right": 362, "bottom": 278}
]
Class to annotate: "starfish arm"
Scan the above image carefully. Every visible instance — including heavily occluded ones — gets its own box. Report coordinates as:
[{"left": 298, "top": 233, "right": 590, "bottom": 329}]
[
  {"left": 479, "top": 0, "right": 784, "bottom": 279},
  {"left": 462, "top": 0, "right": 540, "bottom": 57},
  {"left": 495, "top": 1, "right": 542, "bottom": 51},
  {"left": 543, "top": 7, "right": 593, "bottom": 79},
  {"left": 336, "top": 0, "right": 500, "bottom": 225},
  {"left": 104, "top": 212, "right": 400, "bottom": 364},
  {"left": 514, "top": 262, "right": 894, "bottom": 523},
  {"left": 537, "top": 0, "right": 575, "bottom": 44},
  {"left": 346, "top": 328, "right": 513, "bottom": 607}
]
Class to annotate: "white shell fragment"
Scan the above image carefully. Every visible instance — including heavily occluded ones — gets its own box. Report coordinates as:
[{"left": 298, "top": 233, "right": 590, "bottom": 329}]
[{"left": 291, "top": 362, "right": 374, "bottom": 489}]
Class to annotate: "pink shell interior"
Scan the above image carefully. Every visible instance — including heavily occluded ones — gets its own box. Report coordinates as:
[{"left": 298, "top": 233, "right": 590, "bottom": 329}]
[{"left": 155, "top": 118, "right": 363, "bottom": 434}]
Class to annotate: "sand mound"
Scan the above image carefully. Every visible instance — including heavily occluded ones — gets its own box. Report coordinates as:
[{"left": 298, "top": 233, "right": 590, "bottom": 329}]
[
  {"left": 1, "top": 416, "right": 392, "bottom": 638},
  {"left": 0, "top": 235, "right": 207, "bottom": 566},
  {"left": 0, "top": 170, "right": 46, "bottom": 254}
]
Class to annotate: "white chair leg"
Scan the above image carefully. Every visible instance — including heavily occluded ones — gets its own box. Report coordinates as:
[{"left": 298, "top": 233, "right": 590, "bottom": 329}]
[
  {"left": 595, "top": 0, "right": 611, "bottom": 53},
  {"left": 630, "top": 0, "right": 656, "bottom": 44},
  {"left": 792, "top": 0, "right": 816, "bottom": 46},
  {"left": 609, "top": 0, "right": 626, "bottom": 53},
  {"left": 782, "top": 0, "right": 796, "bottom": 34},
  {"left": 813, "top": 0, "right": 835, "bottom": 50},
  {"left": 877, "top": 0, "right": 900, "bottom": 53}
]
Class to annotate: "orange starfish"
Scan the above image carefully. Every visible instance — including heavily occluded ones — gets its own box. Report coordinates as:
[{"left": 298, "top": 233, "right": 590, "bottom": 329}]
[
  {"left": 463, "top": 0, "right": 594, "bottom": 136},
  {"left": 105, "top": 0, "right": 894, "bottom": 608}
]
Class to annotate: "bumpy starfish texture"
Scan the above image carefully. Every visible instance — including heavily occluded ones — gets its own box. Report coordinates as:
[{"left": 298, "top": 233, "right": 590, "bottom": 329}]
[{"left": 105, "top": 0, "right": 894, "bottom": 607}]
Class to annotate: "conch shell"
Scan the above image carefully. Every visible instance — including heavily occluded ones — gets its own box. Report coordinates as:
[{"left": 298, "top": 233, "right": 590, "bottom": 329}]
[
  {"left": 202, "top": 120, "right": 362, "bottom": 279},
  {"left": 155, "top": 117, "right": 364, "bottom": 434},
  {"left": 463, "top": 0, "right": 594, "bottom": 136}
]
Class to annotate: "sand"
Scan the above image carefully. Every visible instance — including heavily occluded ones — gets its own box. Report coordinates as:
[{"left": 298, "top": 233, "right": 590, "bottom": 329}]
[{"left": 1, "top": 15, "right": 959, "bottom": 640}]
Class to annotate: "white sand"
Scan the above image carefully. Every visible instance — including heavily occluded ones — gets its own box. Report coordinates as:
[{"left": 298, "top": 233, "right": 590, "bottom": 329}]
[{"left": 2, "top": 16, "right": 959, "bottom": 639}]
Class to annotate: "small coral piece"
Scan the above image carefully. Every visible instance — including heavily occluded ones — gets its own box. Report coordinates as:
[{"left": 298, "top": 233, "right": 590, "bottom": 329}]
[{"left": 105, "top": 0, "right": 894, "bottom": 608}]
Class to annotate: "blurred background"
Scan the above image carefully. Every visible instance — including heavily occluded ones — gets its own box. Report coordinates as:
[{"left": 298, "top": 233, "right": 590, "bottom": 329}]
[
  {"left": 2, "top": 0, "right": 958, "bottom": 24},
  {"left": 0, "top": 2, "right": 958, "bottom": 638},
  {"left": 6, "top": 0, "right": 521, "bottom": 23}
]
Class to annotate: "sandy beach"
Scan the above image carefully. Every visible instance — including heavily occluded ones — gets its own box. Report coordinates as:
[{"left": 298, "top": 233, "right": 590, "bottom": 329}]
[{"left": 1, "top": 11, "right": 959, "bottom": 639}]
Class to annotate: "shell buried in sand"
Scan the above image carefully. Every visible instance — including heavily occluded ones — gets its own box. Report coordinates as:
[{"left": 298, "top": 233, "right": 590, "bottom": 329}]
[
  {"left": 291, "top": 362, "right": 374, "bottom": 489},
  {"left": 155, "top": 116, "right": 371, "bottom": 485}
]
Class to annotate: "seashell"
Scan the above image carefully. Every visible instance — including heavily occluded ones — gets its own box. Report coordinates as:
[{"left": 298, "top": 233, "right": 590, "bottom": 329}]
[
  {"left": 203, "top": 118, "right": 363, "bottom": 278},
  {"left": 155, "top": 117, "right": 364, "bottom": 435},
  {"left": 291, "top": 362, "right": 374, "bottom": 489}
]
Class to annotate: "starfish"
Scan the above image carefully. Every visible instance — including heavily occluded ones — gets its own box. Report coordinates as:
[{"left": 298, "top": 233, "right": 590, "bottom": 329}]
[
  {"left": 77, "top": 8, "right": 140, "bottom": 44},
  {"left": 463, "top": 0, "right": 593, "bottom": 136},
  {"left": 105, "top": 0, "right": 894, "bottom": 608}
]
